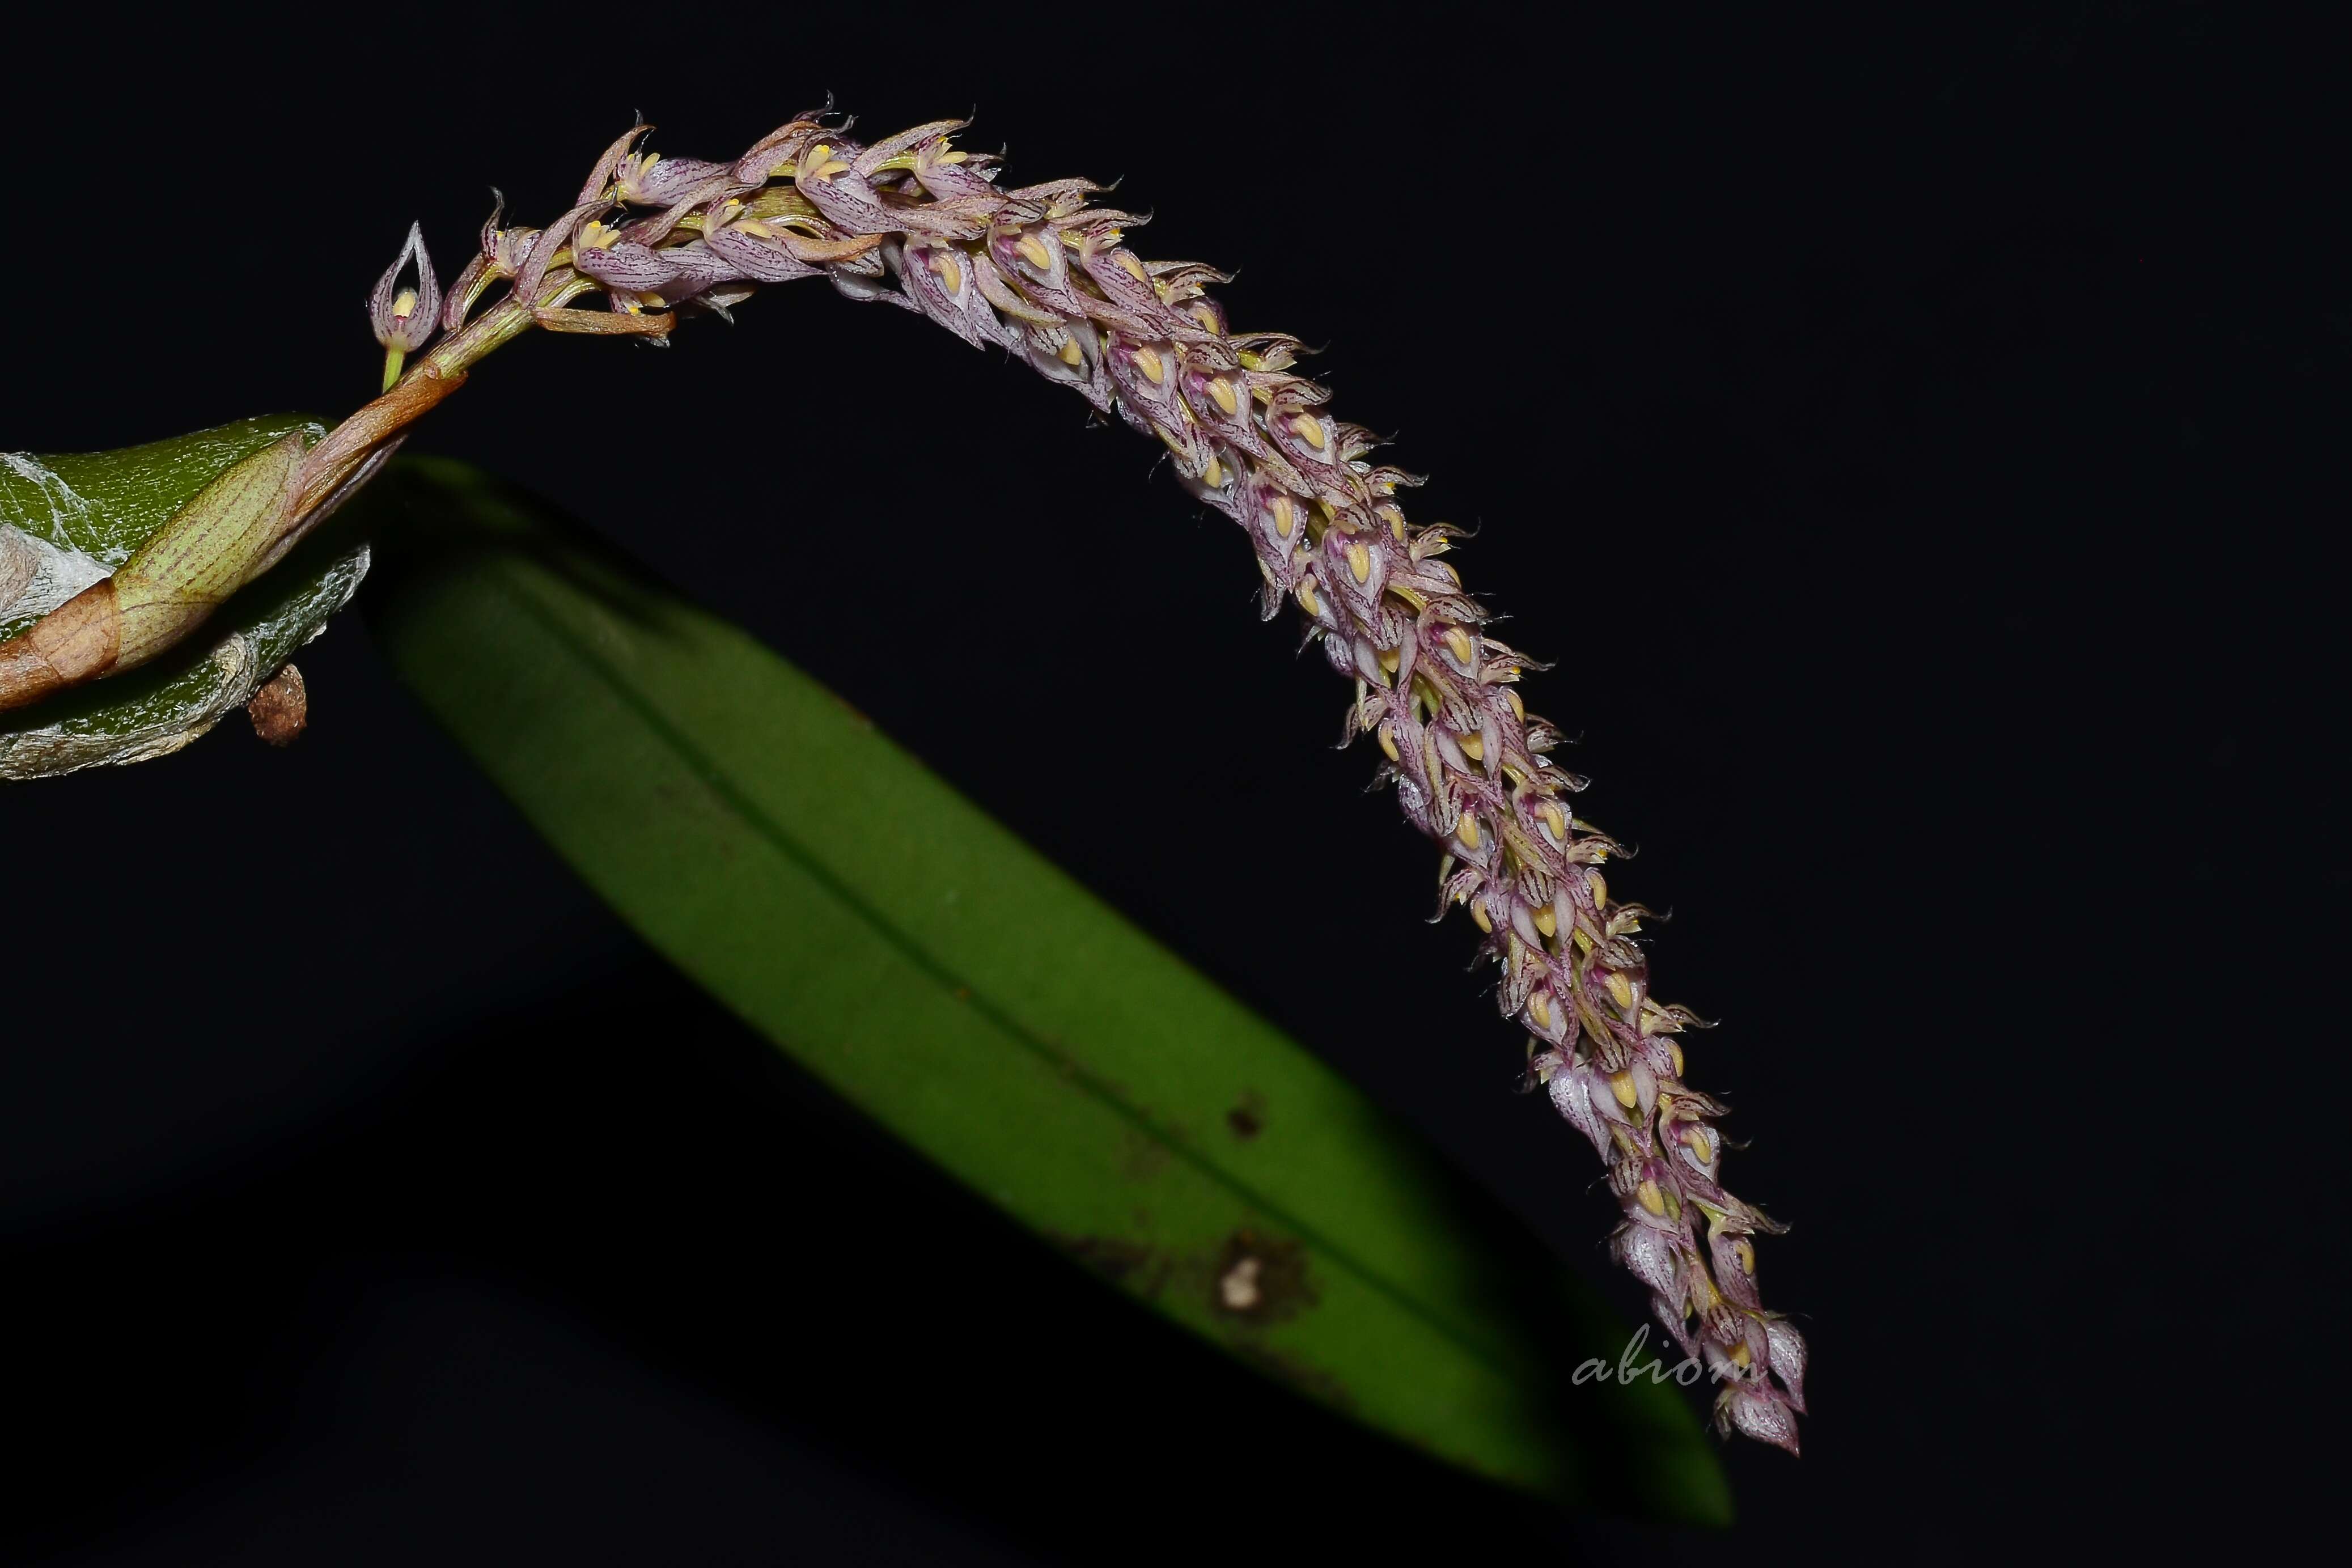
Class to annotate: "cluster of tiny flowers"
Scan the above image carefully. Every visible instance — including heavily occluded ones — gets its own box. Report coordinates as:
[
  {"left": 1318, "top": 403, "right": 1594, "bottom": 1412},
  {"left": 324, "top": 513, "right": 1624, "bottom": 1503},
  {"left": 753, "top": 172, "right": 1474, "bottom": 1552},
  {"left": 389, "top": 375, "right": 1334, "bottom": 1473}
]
[{"left": 388, "top": 111, "right": 1807, "bottom": 1451}]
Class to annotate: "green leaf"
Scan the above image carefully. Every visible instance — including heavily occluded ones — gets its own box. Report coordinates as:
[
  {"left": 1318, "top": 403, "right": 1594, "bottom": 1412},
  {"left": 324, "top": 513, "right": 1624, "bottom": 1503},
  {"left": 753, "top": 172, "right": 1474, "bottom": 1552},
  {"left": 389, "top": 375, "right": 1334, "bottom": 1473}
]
[
  {"left": 355, "top": 457, "right": 1732, "bottom": 1525},
  {"left": 0, "top": 416, "right": 371, "bottom": 780}
]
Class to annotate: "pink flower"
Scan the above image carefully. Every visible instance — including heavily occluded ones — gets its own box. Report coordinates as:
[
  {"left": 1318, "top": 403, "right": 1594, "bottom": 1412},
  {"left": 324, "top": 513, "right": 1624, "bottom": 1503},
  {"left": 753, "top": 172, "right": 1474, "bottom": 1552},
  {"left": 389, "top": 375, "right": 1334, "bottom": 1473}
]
[
  {"left": 426, "top": 113, "right": 1812, "bottom": 1449},
  {"left": 365, "top": 221, "right": 440, "bottom": 354}
]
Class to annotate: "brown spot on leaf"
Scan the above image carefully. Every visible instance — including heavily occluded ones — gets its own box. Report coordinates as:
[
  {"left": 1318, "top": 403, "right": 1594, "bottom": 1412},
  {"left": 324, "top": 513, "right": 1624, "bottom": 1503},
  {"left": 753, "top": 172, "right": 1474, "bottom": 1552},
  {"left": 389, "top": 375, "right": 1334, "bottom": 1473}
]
[
  {"left": 247, "top": 663, "right": 308, "bottom": 746},
  {"left": 1230, "top": 1342, "right": 1355, "bottom": 1412},
  {"left": 1210, "top": 1231, "right": 1315, "bottom": 1327},
  {"left": 1118, "top": 1127, "right": 1172, "bottom": 1182},
  {"left": 1063, "top": 1234, "right": 1154, "bottom": 1282},
  {"left": 1047, "top": 1232, "right": 1175, "bottom": 1300},
  {"left": 1227, "top": 1091, "right": 1267, "bottom": 1140}
]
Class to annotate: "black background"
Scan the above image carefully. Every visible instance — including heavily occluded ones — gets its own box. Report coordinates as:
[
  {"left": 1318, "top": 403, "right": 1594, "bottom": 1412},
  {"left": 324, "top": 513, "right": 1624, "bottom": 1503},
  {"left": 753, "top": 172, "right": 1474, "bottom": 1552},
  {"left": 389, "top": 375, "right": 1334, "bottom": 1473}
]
[{"left": 2, "top": 3, "right": 2338, "bottom": 1562}]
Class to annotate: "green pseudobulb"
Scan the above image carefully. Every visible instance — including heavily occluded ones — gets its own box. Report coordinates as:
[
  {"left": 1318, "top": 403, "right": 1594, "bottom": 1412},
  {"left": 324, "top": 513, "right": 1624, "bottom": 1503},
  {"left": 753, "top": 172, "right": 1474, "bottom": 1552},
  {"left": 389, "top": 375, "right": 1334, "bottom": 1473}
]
[{"left": 0, "top": 416, "right": 369, "bottom": 781}]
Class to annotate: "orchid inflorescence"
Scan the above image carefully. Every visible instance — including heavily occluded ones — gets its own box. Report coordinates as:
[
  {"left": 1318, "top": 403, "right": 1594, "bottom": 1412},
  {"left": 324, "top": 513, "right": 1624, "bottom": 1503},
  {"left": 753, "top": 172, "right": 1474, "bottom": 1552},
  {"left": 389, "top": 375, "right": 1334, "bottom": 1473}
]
[{"left": 49, "top": 107, "right": 1817, "bottom": 1451}]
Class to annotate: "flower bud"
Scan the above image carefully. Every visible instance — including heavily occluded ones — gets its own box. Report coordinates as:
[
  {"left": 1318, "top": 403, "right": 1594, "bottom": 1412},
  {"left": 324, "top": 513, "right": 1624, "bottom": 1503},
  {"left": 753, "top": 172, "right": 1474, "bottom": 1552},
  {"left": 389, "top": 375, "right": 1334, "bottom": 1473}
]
[
  {"left": 1763, "top": 1316, "right": 1809, "bottom": 1413},
  {"left": 1613, "top": 1221, "right": 1684, "bottom": 1300},
  {"left": 1717, "top": 1385, "right": 1802, "bottom": 1455}
]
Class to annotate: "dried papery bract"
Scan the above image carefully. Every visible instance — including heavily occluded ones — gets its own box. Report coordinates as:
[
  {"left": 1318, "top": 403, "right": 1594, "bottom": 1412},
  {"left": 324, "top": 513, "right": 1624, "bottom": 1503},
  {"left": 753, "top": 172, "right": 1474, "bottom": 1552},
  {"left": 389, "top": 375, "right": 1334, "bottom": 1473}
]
[{"left": 0, "top": 112, "right": 1807, "bottom": 1448}]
